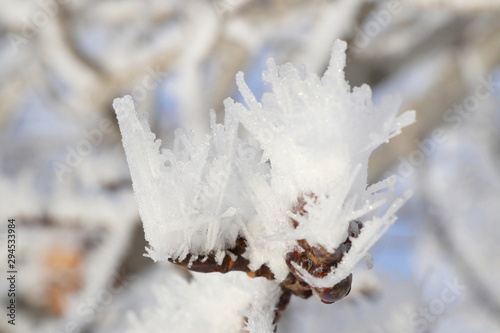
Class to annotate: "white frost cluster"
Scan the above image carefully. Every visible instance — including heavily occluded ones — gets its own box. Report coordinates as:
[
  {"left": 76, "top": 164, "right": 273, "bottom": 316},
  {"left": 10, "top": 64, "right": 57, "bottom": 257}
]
[
  {"left": 128, "top": 271, "right": 280, "bottom": 333},
  {"left": 113, "top": 40, "right": 414, "bottom": 286}
]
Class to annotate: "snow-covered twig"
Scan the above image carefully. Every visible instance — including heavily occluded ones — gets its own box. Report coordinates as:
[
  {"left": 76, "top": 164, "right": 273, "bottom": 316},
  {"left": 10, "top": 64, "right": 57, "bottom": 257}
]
[{"left": 114, "top": 39, "right": 414, "bottom": 330}]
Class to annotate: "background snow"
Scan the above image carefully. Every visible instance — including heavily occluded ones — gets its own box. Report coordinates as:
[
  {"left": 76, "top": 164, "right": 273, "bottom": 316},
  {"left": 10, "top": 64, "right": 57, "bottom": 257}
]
[{"left": 1, "top": 1, "right": 500, "bottom": 332}]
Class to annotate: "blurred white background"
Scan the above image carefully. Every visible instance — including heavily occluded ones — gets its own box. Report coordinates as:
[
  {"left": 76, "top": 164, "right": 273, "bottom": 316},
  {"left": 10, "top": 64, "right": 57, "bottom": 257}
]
[{"left": 1, "top": 0, "right": 500, "bottom": 332}]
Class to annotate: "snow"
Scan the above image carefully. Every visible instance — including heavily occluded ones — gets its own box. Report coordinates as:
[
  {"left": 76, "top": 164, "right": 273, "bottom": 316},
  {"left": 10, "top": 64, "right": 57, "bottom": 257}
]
[
  {"left": 114, "top": 39, "right": 414, "bottom": 294},
  {"left": 127, "top": 271, "right": 280, "bottom": 333}
]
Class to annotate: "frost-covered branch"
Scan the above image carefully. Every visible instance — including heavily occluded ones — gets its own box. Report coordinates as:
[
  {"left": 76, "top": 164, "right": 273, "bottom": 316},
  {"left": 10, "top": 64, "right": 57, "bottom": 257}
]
[{"left": 114, "top": 39, "right": 414, "bottom": 330}]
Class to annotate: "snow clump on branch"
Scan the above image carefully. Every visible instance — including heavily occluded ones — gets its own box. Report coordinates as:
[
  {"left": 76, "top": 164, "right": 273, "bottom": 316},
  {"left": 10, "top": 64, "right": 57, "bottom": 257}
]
[{"left": 113, "top": 39, "right": 415, "bottom": 295}]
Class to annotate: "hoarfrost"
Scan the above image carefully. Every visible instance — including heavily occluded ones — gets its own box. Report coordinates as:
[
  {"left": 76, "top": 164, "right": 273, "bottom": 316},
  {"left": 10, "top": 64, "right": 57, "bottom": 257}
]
[
  {"left": 114, "top": 39, "right": 415, "bottom": 288},
  {"left": 127, "top": 272, "right": 279, "bottom": 333}
]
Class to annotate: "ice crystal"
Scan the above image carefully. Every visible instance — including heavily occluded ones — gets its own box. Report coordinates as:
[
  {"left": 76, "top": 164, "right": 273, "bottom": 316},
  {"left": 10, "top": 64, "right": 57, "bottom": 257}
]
[{"left": 113, "top": 39, "right": 415, "bottom": 289}]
